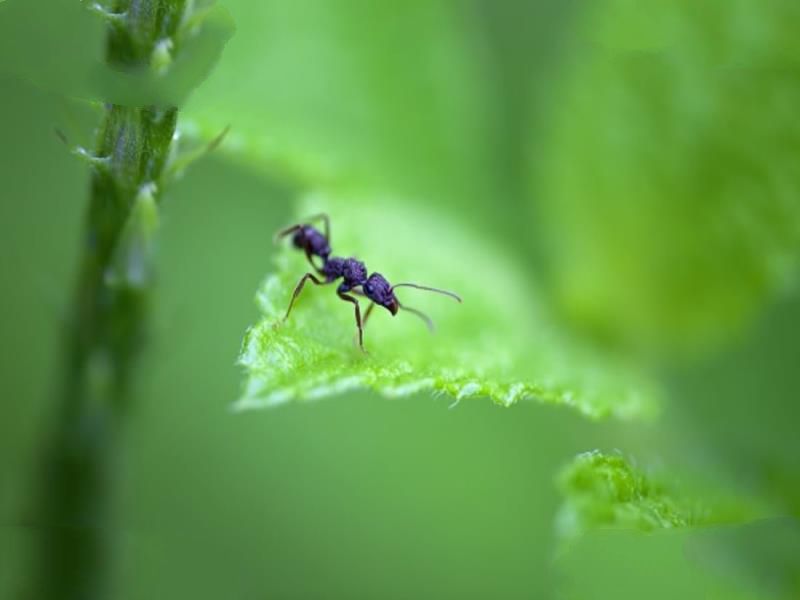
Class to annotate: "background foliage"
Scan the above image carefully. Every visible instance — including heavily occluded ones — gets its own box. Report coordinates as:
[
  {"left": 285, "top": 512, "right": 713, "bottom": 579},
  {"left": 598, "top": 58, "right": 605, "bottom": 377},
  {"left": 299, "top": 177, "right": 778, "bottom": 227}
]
[{"left": 1, "top": 1, "right": 799, "bottom": 598}]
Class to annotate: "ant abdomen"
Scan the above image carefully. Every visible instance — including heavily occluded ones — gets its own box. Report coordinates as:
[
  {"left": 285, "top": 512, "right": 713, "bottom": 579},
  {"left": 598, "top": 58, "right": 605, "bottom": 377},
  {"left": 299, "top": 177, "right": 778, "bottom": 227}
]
[{"left": 292, "top": 225, "right": 330, "bottom": 260}]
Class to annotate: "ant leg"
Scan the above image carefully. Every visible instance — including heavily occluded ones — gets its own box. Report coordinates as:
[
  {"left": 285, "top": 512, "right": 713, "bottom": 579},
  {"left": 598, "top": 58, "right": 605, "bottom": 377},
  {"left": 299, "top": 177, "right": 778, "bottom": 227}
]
[
  {"left": 351, "top": 291, "right": 432, "bottom": 331},
  {"left": 304, "top": 248, "right": 325, "bottom": 274},
  {"left": 350, "top": 290, "right": 374, "bottom": 334},
  {"left": 284, "top": 273, "right": 327, "bottom": 321},
  {"left": 362, "top": 302, "right": 376, "bottom": 328},
  {"left": 338, "top": 292, "right": 365, "bottom": 351},
  {"left": 350, "top": 289, "right": 375, "bottom": 328}
]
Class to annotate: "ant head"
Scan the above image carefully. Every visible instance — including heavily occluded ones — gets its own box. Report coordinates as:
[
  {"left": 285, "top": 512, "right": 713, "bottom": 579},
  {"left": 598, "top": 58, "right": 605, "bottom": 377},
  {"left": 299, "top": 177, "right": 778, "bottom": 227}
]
[
  {"left": 363, "top": 273, "right": 399, "bottom": 315},
  {"left": 364, "top": 274, "right": 462, "bottom": 324}
]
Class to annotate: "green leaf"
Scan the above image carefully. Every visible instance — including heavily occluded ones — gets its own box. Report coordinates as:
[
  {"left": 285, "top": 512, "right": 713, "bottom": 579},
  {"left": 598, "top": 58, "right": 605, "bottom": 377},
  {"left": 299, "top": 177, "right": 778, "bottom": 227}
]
[
  {"left": 556, "top": 450, "right": 757, "bottom": 542},
  {"left": 534, "top": 0, "right": 800, "bottom": 355},
  {"left": 236, "top": 196, "right": 660, "bottom": 420},
  {"left": 670, "top": 291, "right": 800, "bottom": 515}
]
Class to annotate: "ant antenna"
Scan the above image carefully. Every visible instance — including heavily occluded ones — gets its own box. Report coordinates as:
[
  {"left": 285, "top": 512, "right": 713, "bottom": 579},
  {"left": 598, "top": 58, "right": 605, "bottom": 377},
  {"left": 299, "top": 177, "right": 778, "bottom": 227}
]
[
  {"left": 399, "top": 303, "right": 435, "bottom": 332},
  {"left": 274, "top": 224, "right": 303, "bottom": 244},
  {"left": 390, "top": 283, "right": 462, "bottom": 303}
]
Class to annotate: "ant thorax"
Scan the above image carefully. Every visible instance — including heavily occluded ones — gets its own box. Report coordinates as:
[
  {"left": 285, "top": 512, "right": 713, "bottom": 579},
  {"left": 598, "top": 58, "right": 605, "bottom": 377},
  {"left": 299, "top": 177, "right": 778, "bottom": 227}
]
[
  {"left": 341, "top": 258, "right": 367, "bottom": 286},
  {"left": 324, "top": 257, "right": 367, "bottom": 290},
  {"left": 322, "top": 256, "right": 346, "bottom": 282}
]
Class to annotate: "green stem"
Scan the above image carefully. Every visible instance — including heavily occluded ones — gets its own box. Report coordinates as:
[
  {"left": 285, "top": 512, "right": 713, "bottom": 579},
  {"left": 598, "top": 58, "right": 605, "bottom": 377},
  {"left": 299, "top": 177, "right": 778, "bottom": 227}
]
[{"left": 32, "top": 2, "right": 186, "bottom": 598}]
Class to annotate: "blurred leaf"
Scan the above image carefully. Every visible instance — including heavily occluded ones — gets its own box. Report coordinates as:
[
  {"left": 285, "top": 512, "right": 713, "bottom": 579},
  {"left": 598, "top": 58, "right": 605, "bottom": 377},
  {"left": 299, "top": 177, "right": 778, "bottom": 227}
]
[
  {"left": 669, "top": 290, "right": 800, "bottom": 515},
  {"left": 236, "top": 196, "right": 660, "bottom": 420},
  {"left": 182, "top": 1, "right": 492, "bottom": 206},
  {"left": 0, "top": 0, "right": 233, "bottom": 107},
  {"left": 557, "top": 451, "right": 699, "bottom": 539},
  {"left": 556, "top": 529, "right": 764, "bottom": 600},
  {"left": 556, "top": 450, "right": 755, "bottom": 542},
  {"left": 534, "top": 0, "right": 800, "bottom": 356},
  {"left": 0, "top": 0, "right": 104, "bottom": 94},
  {"left": 686, "top": 517, "right": 800, "bottom": 600}
]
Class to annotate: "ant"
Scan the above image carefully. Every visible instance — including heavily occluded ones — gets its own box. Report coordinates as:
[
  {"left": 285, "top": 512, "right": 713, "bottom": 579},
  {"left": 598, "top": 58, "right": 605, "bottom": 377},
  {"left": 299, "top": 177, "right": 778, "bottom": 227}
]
[{"left": 275, "top": 213, "right": 462, "bottom": 351}]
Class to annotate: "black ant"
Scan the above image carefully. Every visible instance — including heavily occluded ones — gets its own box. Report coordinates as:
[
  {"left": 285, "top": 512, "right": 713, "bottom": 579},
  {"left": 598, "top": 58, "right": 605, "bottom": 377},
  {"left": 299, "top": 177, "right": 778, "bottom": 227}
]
[{"left": 275, "top": 213, "right": 462, "bottom": 351}]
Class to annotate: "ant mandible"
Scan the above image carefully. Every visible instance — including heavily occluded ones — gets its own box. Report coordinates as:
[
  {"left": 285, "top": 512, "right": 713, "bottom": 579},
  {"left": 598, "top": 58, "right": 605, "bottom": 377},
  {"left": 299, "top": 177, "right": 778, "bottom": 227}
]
[{"left": 275, "top": 213, "right": 462, "bottom": 351}]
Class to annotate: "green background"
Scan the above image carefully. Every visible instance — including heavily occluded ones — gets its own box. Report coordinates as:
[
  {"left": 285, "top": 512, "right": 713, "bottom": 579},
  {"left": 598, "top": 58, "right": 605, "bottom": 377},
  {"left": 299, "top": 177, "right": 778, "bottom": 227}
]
[{"left": 2, "top": 1, "right": 799, "bottom": 598}]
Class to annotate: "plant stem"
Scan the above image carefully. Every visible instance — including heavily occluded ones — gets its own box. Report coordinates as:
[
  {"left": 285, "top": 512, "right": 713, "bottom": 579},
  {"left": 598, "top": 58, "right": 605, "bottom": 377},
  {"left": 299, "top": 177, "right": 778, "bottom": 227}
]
[{"left": 32, "top": 2, "right": 185, "bottom": 598}]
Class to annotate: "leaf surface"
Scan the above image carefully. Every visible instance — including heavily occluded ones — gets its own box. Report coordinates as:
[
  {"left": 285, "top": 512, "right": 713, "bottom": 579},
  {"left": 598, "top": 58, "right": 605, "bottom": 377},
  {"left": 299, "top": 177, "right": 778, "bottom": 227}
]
[
  {"left": 534, "top": 0, "right": 800, "bottom": 355},
  {"left": 236, "top": 197, "right": 659, "bottom": 420}
]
